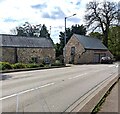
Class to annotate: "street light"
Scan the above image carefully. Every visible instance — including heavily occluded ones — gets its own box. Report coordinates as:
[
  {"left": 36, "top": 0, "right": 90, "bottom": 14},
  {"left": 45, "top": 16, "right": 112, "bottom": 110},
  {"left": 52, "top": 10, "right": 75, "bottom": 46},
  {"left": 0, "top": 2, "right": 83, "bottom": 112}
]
[{"left": 64, "top": 14, "right": 76, "bottom": 66}]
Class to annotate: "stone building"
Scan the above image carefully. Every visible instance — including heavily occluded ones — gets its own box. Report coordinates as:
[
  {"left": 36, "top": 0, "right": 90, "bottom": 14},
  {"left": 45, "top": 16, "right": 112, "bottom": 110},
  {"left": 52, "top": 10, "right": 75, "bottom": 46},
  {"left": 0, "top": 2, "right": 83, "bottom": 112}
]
[
  {"left": 64, "top": 34, "right": 113, "bottom": 64},
  {"left": 0, "top": 34, "right": 55, "bottom": 64}
]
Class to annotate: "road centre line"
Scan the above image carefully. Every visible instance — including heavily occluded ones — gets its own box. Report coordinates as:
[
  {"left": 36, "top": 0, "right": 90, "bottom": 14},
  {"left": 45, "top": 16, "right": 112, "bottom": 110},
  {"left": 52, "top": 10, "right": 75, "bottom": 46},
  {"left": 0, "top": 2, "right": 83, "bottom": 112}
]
[
  {"left": 68, "top": 68, "right": 109, "bottom": 80},
  {"left": 108, "top": 64, "right": 119, "bottom": 68},
  {"left": 108, "top": 65, "right": 115, "bottom": 67},
  {"left": 1, "top": 65, "right": 117, "bottom": 101},
  {"left": 68, "top": 73, "right": 87, "bottom": 80},
  {"left": 0, "top": 82, "right": 54, "bottom": 101}
]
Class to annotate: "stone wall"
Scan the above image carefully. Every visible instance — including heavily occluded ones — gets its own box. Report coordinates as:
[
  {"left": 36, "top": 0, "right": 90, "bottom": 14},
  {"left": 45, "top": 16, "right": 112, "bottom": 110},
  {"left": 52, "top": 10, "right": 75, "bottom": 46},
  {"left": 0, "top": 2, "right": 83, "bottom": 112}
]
[
  {"left": 65, "top": 35, "right": 85, "bottom": 64},
  {"left": 65, "top": 35, "right": 112, "bottom": 64},
  {"left": 79, "top": 50, "right": 94, "bottom": 64},
  {"left": 17, "top": 48, "right": 55, "bottom": 64},
  {"left": 1, "top": 47, "right": 55, "bottom": 64},
  {"left": 1, "top": 47, "right": 15, "bottom": 63}
]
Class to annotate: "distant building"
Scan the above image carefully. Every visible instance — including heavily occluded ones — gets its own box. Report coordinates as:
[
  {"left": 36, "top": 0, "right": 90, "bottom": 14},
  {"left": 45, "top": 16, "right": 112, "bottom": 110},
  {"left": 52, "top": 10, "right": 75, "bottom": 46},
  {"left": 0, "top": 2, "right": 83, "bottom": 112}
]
[
  {"left": 0, "top": 34, "right": 55, "bottom": 64},
  {"left": 64, "top": 34, "right": 113, "bottom": 64}
]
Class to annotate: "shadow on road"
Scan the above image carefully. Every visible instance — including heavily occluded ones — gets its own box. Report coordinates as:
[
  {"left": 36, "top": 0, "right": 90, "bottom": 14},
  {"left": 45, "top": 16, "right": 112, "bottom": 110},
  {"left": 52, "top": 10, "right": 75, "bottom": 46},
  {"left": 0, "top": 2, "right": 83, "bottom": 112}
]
[{"left": 0, "top": 74, "right": 12, "bottom": 80}]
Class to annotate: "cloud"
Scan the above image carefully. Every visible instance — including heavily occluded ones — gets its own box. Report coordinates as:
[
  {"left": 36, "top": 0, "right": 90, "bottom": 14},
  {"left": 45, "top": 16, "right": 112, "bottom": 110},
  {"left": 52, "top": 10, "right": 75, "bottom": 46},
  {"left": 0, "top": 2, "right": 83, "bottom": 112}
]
[
  {"left": 4, "top": 18, "right": 18, "bottom": 22},
  {"left": 1, "top": 0, "right": 119, "bottom": 43},
  {"left": 42, "top": 7, "right": 65, "bottom": 19},
  {"left": 76, "top": 1, "right": 81, "bottom": 6},
  {"left": 68, "top": 17, "right": 80, "bottom": 23},
  {"left": 42, "top": 12, "right": 51, "bottom": 18},
  {"left": 31, "top": 3, "right": 47, "bottom": 9},
  {"left": 0, "top": 0, "right": 4, "bottom": 3},
  {"left": 70, "top": 2, "right": 73, "bottom": 4},
  {"left": 51, "top": 7, "right": 65, "bottom": 19}
]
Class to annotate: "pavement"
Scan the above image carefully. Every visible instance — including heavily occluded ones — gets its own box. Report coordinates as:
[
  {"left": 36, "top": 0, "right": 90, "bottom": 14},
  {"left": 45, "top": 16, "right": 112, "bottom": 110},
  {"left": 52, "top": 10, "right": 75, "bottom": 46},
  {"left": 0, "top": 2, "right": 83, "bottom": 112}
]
[{"left": 98, "top": 78, "right": 119, "bottom": 113}]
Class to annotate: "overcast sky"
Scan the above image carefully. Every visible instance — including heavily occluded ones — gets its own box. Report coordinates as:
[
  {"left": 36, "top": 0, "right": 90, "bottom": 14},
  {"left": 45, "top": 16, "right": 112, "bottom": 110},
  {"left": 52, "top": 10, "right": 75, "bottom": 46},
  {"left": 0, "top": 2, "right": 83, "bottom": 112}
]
[{"left": 0, "top": 0, "right": 119, "bottom": 43}]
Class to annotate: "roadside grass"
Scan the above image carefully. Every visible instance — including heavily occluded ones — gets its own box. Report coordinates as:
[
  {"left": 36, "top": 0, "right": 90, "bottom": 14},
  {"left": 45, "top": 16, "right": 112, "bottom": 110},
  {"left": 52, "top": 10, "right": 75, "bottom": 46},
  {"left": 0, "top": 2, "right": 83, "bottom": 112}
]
[{"left": 91, "top": 79, "right": 119, "bottom": 113}]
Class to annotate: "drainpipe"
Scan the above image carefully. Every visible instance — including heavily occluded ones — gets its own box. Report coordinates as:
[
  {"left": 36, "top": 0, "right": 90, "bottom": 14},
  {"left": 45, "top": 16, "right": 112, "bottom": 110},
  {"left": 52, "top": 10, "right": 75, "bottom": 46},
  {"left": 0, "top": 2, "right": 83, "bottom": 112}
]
[{"left": 15, "top": 47, "right": 18, "bottom": 63}]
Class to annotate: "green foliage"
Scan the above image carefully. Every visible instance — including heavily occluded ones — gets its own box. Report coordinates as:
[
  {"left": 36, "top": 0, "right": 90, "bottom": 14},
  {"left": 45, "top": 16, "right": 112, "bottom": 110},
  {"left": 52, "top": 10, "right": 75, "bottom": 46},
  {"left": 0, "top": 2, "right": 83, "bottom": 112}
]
[
  {"left": 39, "top": 24, "right": 50, "bottom": 38},
  {"left": 51, "top": 60, "right": 62, "bottom": 66},
  {"left": 71, "top": 24, "right": 87, "bottom": 36},
  {"left": 54, "top": 43, "right": 63, "bottom": 57},
  {"left": 39, "top": 64, "right": 44, "bottom": 67},
  {"left": 59, "top": 24, "right": 86, "bottom": 48},
  {"left": 0, "top": 62, "right": 13, "bottom": 70},
  {"left": 89, "top": 32, "right": 103, "bottom": 40},
  {"left": 13, "top": 22, "right": 52, "bottom": 41},
  {"left": 27, "top": 63, "right": 44, "bottom": 68},
  {"left": 12, "top": 63, "right": 27, "bottom": 69},
  {"left": 108, "top": 26, "right": 120, "bottom": 60},
  {"left": 0, "top": 61, "right": 63, "bottom": 70}
]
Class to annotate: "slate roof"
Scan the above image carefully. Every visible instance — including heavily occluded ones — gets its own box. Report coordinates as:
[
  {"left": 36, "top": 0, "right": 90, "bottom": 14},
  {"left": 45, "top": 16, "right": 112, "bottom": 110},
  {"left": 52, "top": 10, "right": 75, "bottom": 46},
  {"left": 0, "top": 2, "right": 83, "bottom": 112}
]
[
  {"left": 74, "top": 34, "right": 107, "bottom": 50},
  {"left": 0, "top": 34, "right": 54, "bottom": 48}
]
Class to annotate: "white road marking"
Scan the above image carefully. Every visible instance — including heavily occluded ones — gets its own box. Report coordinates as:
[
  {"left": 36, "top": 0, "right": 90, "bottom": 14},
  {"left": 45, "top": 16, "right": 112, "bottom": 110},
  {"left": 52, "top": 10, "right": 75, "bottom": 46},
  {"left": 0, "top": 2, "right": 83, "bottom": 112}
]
[
  {"left": 108, "top": 65, "right": 116, "bottom": 67},
  {"left": 116, "top": 64, "right": 119, "bottom": 68},
  {"left": 68, "top": 73, "right": 87, "bottom": 80},
  {"left": 68, "top": 69, "right": 108, "bottom": 80},
  {"left": 108, "top": 64, "right": 119, "bottom": 68},
  {"left": 0, "top": 82, "right": 54, "bottom": 101}
]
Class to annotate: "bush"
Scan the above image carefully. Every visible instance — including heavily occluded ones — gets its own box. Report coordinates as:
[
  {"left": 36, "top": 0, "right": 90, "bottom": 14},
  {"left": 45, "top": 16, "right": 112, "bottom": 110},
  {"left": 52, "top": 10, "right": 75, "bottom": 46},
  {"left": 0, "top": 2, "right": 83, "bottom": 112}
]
[
  {"left": 39, "top": 64, "right": 44, "bottom": 67},
  {"left": 12, "top": 63, "right": 27, "bottom": 69},
  {"left": 0, "top": 62, "right": 13, "bottom": 70},
  {"left": 27, "top": 64, "right": 40, "bottom": 68},
  {"left": 51, "top": 60, "right": 62, "bottom": 66}
]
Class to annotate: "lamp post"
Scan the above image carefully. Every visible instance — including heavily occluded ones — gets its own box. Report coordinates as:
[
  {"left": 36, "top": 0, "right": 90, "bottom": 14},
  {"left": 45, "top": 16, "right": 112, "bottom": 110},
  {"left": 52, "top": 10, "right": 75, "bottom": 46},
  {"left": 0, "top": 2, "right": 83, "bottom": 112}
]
[{"left": 64, "top": 14, "right": 76, "bottom": 66}]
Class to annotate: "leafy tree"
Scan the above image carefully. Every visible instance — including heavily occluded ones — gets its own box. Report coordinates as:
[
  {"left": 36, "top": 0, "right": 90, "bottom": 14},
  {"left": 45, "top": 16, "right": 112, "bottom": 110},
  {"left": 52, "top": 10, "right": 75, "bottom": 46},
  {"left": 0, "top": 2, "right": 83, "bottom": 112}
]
[
  {"left": 11, "top": 22, "right": 54, "bottom": 46},
  {"left": 85, "top": 1, "right": 119, "bottom": 47},
  {"left": 14, "top": 22, "right": 50, "bottom": 38},
  {"left": 89, "top": 32, "right": 103, "bottom": 40},
  {"left": 16, "top": 22, "right": 36, "bottom": 37},
  {"left": 71, "top": 24, "right": 87, "bottom": 36},
  {"left": 59, "top": 24, "right": 86, "bottom": 48},
  {"left": 108, "top": 26, "right": 120, "bottom": 60},
  {"left": 40, "top": 24, "right": 50, "bottom": 38},
  {"left": 54, "top": 43, "right": 63, "bottom": 57}
]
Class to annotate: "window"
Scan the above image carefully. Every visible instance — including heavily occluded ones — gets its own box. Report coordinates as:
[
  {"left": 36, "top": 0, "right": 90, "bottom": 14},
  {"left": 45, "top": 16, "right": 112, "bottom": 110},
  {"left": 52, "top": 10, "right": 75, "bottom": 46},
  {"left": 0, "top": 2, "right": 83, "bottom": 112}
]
[
  {"left": 71, "top": 47, "right": 75, "bottom": 55},
  {"left": 44, "top": 57, "right": 50, "bottom": 64}
]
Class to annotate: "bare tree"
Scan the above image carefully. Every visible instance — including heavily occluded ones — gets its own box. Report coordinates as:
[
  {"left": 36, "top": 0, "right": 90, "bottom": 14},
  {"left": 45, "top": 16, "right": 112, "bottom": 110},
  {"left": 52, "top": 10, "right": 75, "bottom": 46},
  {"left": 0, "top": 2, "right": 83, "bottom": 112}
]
[{"left": 85, "top": 1, "right": 119, "bottom": 47}]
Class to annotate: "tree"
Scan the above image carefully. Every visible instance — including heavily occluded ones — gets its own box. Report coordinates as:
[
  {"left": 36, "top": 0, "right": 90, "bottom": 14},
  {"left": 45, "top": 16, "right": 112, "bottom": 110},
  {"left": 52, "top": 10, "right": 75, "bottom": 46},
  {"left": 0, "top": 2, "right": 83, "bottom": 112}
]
[
  {"left": 108, "top": 26, "right": 120, "bottom": 60},
  {"left": 59, "top": 24, "right": 86, "bottom": 48},
  {"left": 14, "top": 22, "right": 50, "bottom": 38},
  {"left": 40, "top": 24, "right": 50, "bottom": 38},
  {"left": 16, "top": 22, "right": 36, "bottom": 37},
  {"left": 54, "top": 43, "right": 63, "bottom": 57},
  {"left": 85, "top": 1, "right": 119, "bottom": 47},
  {"left": 71, "top": 24, "right": 87, "bottom": 36},
  {"left": 89, "top": 32, "right": 103, "bottom": 40}
]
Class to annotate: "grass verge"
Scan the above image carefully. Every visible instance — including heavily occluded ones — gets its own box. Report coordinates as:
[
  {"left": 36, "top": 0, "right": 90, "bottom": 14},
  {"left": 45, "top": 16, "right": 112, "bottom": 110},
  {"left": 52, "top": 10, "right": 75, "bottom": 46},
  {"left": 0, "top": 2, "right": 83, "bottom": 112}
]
[{"left": 91, "top": 78, "right": 119, "bottom": 114}]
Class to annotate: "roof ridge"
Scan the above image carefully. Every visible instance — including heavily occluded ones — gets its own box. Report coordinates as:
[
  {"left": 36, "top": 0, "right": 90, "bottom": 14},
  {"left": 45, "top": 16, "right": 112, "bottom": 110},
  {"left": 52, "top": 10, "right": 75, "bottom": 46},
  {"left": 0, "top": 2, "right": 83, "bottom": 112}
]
[{"left": 0, "top": 34, "right": 50, "bottom": 39}]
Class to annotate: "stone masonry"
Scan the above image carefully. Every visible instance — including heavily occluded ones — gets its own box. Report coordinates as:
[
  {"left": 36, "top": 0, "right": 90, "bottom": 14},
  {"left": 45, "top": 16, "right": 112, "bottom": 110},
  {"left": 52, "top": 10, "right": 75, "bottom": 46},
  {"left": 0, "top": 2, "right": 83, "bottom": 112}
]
[
  {"left": 65, "top": 35, "right": 85, "bottom": 64},
  {"left": 1, "top": 47, "right": 55, "bottom": 64},
  {"left": 65, "top": 35, "right": 113, "bottom": 64}
]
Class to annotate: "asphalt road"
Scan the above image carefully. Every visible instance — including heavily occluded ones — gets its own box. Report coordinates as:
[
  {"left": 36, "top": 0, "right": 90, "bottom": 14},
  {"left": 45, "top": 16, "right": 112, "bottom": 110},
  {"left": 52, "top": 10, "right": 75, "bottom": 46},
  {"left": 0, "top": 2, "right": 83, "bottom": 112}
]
[{"left": 1, "top": 64, "right": 119, "bottom": 112}]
